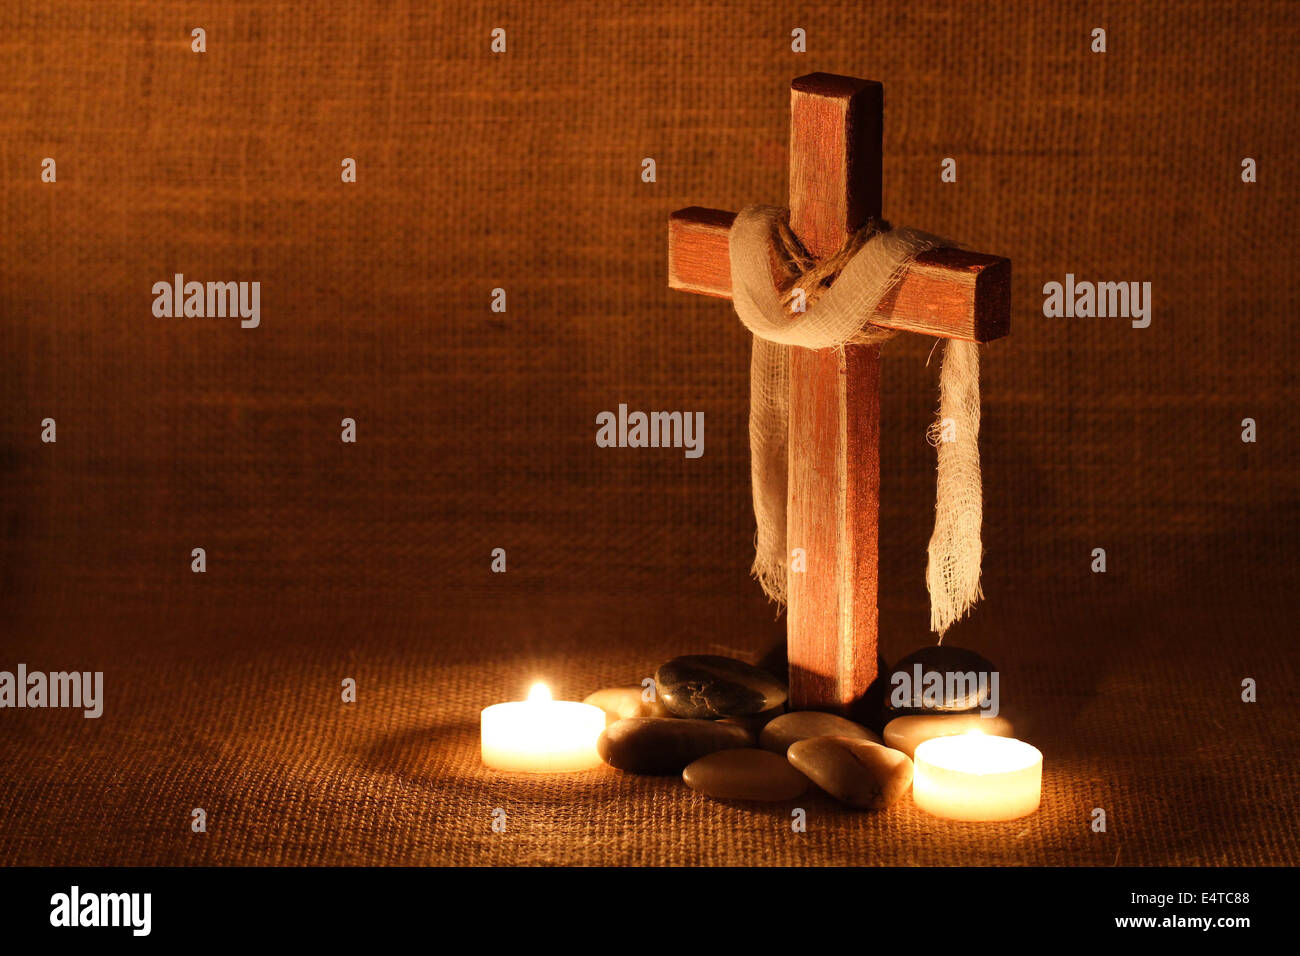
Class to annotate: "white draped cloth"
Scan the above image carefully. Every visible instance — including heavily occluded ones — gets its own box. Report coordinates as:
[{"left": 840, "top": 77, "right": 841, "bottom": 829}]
[{"left": 727, "top": 205, "right": 984, "bottom": 636}]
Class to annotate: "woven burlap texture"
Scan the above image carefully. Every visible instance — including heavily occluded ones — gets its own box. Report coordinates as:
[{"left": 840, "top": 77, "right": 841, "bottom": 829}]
[{"left": 1, "top": 0, "right": 1298, "bottom": 865}]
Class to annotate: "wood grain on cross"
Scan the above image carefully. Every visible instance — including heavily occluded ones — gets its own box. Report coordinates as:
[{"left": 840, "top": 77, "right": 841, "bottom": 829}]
[{"left": 667, "top": 73, "right": 1010, "bottom": 718}]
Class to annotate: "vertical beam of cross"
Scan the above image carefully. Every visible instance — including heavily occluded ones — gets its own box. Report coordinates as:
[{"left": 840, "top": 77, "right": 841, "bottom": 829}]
[{"left": 785, "top": 75, "right": 884, "bottom": 717}]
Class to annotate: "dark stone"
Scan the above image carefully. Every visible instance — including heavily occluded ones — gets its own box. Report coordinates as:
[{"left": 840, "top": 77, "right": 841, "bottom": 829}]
[
  {"left": 718, "top": 704, "right": 786, "bottom": 736},
  {"left": 597, "top": 718, "right": 752, "bottom": 775},
  {"left": 655, "top": 655, "right": 788, "bottom": 719},
  {"left": 885, "top": 645, "right": 997, "bottom": 714}
]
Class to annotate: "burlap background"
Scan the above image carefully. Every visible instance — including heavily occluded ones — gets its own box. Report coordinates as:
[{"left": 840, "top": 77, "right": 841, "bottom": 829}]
[{"left": 1, "top": 0, "right": 1297, "bottom": 865}]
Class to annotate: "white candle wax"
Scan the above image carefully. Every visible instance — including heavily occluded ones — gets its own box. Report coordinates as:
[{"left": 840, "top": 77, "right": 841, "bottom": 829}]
[
  {"left": 913, "top": 732, "right": 1042, "bottom": 821},
  {"left": 480, "top": 683, "right": 605, "bottom": 773}
]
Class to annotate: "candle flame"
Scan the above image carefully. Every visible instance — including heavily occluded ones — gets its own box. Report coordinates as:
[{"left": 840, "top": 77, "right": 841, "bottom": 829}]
[{"left": 527, "top": 682, "right": 552, "bottom": 703}]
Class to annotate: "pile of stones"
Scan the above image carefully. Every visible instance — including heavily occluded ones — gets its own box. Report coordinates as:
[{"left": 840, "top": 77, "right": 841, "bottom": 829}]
[{"left": 587, "top": 648, "right": 1006, "bottom": 810}]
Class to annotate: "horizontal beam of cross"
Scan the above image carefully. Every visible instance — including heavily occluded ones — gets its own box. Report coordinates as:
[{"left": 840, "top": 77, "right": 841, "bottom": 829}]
[{"left": 667, "top": 207, "right": 1011, "bottom": 343}]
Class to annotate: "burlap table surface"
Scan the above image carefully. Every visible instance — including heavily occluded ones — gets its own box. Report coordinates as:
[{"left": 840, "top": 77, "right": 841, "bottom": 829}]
[{"left": 1, "top": 0, "right": 1297, "bottom": 865}]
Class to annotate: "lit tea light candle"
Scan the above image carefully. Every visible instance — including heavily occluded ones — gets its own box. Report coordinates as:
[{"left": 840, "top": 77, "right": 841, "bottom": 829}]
[
  {"left": 480, "top": 683, "right": 605, "bottom": 772},
  {"left": 913, "top": 732, "right": 1042, "bottom": 821}
]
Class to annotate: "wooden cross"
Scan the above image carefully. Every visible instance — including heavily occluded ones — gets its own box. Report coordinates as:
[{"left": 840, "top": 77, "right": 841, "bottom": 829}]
[{"left": 667, "top": 73, "right": 1010, "bottom": 718}]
